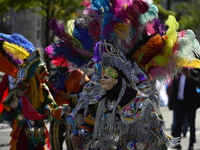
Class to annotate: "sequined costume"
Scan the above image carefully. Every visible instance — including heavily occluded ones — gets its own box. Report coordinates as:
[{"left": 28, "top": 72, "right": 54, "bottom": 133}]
[{"left": 75, "top": 75, "right": 171, "bottom": 150}]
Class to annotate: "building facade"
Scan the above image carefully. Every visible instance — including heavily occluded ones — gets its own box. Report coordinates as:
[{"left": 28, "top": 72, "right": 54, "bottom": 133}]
[{"left": 0, "top": 8, "right": 45, "bottom": 57}]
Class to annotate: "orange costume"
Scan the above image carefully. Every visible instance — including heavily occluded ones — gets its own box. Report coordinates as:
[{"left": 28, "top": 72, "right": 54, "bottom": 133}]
[{"left": 52, "top": 70, "right": 88, "bottom": 119}]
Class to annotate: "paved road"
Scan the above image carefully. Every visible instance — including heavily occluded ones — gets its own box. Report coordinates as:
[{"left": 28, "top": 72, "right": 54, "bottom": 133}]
[
  {"left": 0, "top": 106, "right": 200, "bottom": 150},
  {"left": 161, "top": 106, "right": 200, "bottom": 150}
]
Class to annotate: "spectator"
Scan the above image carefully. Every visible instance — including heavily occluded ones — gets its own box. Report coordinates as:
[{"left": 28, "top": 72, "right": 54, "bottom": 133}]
[{"left": 168, "top": 68, "right": 200, "bottom": 150}]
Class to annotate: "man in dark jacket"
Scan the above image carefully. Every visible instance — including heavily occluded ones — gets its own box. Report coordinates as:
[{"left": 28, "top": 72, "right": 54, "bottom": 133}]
[{"left": 168, "top": 68, "right": 200, "bottom": 150}]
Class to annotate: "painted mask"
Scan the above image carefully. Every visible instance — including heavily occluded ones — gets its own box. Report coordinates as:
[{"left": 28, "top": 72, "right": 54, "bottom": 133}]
[
  {"left": 35, "top": 65, "right": 49, "bottom": 83},
  {"left": 100, "top": 67, "right": 118, "bottom": 91}
]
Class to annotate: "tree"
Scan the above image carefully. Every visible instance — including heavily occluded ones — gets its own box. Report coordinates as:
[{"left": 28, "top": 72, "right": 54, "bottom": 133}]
[
  {"left": 155, "top": 0, "right": 200, "bottom": 33},
  {"left": 174, "top": 0, "right": 200, "bottom": 32},
  {"left": 0, "top": 0, "right": 84, "bottom": 69},
  {"left": 150, "top": 0, "right": 177, "bottom": 27}
]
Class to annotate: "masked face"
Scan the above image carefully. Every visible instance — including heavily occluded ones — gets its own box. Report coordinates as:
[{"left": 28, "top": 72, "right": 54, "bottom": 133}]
[
  {"left": 35, "top": 66, "right": 49, "bottom": 83},
  {"left": 100, "top": 67, "right": 118, "bottom": 91}
]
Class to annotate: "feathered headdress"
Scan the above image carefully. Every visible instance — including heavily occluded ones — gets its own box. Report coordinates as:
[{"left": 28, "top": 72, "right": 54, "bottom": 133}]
[
  {"left": 45, "top": 15, "right": 101, "bottom": 68},
  {"left": 90, "top": 0, "right": 200, "bottom": 82},
  {"left": 89, "top": 0, "right": 158, "bottom": 55},
  {"left": 131, "top": 15, "right": 200, "bottom": 81},
  {"left": 0, "top": 33, "right": 44, "bottom": 80}
]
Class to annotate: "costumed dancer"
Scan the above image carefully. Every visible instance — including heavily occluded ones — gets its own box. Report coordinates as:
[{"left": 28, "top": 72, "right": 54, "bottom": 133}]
[
  {"left": 45, "top": 15, "right": 100, "bottom": 149},
  {"left": 0, "top": 33, "right": 57, "bottom": 150},
  {"left": 73, "top": 42, "right": 172, "bottom": 150},
  {"left": 70, "top": 0, "right": 200, "bottom": 150}
]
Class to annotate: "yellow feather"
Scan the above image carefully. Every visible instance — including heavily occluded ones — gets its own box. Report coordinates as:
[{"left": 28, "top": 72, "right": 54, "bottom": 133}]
[
  {"left": 3, "top": 41, "right": 30, "bottom": 61},
  {"left": 176, "top": 57, "right": 200, "bottom": 68},
  {"left": 113, "top": 23, "right": 130, "bottom": 39},
  {"left": 164, "top": 15, "right": 179, "bottom": 56},
  {"left": 66, "top": 19, "right": 75, "bottom": 35}
]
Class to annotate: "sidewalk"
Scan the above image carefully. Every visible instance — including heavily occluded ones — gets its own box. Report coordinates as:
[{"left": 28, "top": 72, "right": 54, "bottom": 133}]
[
  {"left": 0, "top": 106, "right": 200, "bottom": 150},
  {"left": 161, "top": 106, "right": 200, "bottom": 150}
]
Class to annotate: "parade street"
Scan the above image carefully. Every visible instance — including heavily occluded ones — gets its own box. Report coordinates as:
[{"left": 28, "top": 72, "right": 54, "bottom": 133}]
[{"left": 0, "top": 106, "right": 200, "bottom": 150}]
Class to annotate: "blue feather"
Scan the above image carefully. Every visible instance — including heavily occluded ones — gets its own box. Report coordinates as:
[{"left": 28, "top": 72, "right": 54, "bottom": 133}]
[
  {"left": 139, "top": 3, "right": 158, "bottom": 25},
  {"left": 100, "top": 12, "right": 115, "bottom": 41},
  {"left": 52, "top": 42, "right": 91, "bottom": 67},
  {"left": 91, "top": 0, "right": 110, "bottom": 15},
  {"left": 73, "top": 27, "right": 95, "bottom": 53},
  {"left": 0, "top": 33, "right": 35, "bottom": 53}
]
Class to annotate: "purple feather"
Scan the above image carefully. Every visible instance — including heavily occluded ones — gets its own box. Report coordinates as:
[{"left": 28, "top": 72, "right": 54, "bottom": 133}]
[
  {"left": 49, "top": 18, "right": 72, "bottom": 43},
  {"left": 153, "top": 19, "right": 167, "bottom": 36},
  {"left": 45, "top": 45, "right": 54, "bottom": 58},
  {"left": 93, "top": 42, "right": 102, "bottom": 63}
]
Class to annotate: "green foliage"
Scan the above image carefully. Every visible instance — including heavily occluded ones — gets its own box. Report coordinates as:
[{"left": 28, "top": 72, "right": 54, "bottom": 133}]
[
  {"left": 153, "top": 0, "right": 166, "bottom": 3},
  {"left": 0, "top": 0, "right": 84, "bottom": 20},
  {"left": 174, "top": 0, "right": 200, "bottom": 31},
  {"left": 0, "top": 0, "right": 36, "bottom": 13},
  {"left": 155, "top": 3, "right": 177, "bottom": 17},
  {"left": 154, "top": 0, "right": 200, "bottom": 33},
  {"left": 152, "top": 0, "right": 177, "bottom": 22}
]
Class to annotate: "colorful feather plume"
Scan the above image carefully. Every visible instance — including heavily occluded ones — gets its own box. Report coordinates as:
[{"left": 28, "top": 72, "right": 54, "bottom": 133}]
[
  {"left": 131, "top": 15, "right": 200, "bottom": 81},
  {"left": 90, "top": 0, "right": 200, "bottom": 81},
  {"left": 0, "top": 33, "right": 36, "bottom": 78},
  {"left": 90, "top": 0, "right": 159, "bottom": 56},
  {"left": 46, "top": 15, "right": 101, "bottom": 67},
  {"left": 0, "top": 33, "right": 35, "bottom": 53},
  {"left": 2, "top": 41, "right": 30, "bottom": 64},
  {"left": 73, "top": 17, "right": 96, "bottom": 54}
]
